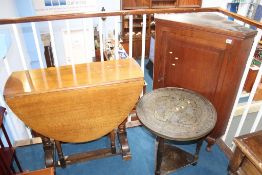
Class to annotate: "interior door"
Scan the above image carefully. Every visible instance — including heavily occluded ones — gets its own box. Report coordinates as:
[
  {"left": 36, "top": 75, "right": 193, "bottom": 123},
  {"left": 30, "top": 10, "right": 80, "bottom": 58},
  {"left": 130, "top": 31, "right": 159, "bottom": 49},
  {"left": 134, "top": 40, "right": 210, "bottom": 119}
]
[{"left": 163, "top": 33, "right": 227, "bottom": 101}]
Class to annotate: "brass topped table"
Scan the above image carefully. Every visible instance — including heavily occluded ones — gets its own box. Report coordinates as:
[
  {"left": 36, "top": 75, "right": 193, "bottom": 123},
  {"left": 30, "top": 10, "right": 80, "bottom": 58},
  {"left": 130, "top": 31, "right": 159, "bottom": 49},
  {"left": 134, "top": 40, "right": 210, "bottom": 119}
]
[{"left": 136, "top": 87, "right": 217, "bottom": 175}]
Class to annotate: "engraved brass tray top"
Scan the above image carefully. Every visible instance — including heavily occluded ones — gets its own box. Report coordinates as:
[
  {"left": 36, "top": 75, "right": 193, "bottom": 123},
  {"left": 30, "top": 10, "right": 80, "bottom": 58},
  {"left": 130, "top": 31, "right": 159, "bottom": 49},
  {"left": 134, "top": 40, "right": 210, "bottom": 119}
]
[{"left": 136, "top": 87, "right": 217, "bottom": 141}]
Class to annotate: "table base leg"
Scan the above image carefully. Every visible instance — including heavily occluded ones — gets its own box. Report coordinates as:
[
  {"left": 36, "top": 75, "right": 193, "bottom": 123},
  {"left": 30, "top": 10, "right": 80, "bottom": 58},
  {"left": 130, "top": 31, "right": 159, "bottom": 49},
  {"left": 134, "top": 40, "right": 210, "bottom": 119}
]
[
  {"left": 193, "top": 138, "right": 204, "bottom": 165},
  {"left": 118, "top": 119, "right": 131, "bottom": 160},
  {"left": 155, "top": 139, "right": 204, "bottom": 175},
  {"left": 155, "top": 137, "right": 165, "bottom": 175},
  {"left": 41, "top": 136, "right": 54, "bottom": 168},
  {"left": 55, "top": 140, "right": 66, "bottom": 168}
]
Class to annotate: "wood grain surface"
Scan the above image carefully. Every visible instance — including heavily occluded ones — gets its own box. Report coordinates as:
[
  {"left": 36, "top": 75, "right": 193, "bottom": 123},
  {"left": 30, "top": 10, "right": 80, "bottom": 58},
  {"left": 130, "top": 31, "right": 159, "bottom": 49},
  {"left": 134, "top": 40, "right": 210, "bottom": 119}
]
[
  {"left": 234, "top": 131, "right": 262, "bottom": 173},
  {"left": 4, "top": 59, "right": 144, "bottom": 143},
  {"left": 17, "top": 168, "right": 54, "bottom": 175}
]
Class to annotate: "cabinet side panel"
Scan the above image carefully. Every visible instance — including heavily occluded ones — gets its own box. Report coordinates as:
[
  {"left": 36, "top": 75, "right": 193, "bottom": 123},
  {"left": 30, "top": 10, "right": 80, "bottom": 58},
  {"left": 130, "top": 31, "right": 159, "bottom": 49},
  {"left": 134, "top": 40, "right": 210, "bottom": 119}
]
[
  {"left": 210, "top": 37, "right": 255, "bottom": 138},
  {"left": 153, "top": 26, "right": 169, "bottom": 89}
]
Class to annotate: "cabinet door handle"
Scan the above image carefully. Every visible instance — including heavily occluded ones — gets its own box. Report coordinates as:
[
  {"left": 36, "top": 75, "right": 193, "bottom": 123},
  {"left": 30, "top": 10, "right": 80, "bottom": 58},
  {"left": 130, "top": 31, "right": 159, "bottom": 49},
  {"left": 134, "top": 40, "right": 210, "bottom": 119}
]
[
  {"left": 172, "top": 63, "right": 176, "bottom": 66},
  {"left": 169, "top": 51, "right": 173, "bottom": 54}
]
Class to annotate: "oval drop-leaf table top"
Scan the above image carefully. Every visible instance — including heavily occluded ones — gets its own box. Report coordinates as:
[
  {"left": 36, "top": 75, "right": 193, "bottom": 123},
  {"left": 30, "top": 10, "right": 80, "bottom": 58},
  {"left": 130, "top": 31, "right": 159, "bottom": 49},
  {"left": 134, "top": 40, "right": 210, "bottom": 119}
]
[
  {"left": 4, "top": 58, "right": 144, "bottom": 143},
  {"left": 136, "top": 87, "right": 217, "bottom": 141}
]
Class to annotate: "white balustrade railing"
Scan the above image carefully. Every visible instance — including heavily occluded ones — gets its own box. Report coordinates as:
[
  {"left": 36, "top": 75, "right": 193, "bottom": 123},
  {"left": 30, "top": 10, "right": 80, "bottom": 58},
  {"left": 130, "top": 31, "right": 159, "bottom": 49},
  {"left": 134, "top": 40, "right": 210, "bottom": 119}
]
[
  {"left": 31, "top": 22, "right": 45, "bottom": 69},
  {"left": 12, "top": 24, "right": 28, "bottom": 70},
  {"left": 128, "top": 15, "right": 133, "bottom": 58},
  {"left": 65, "top": 20, "right": 73, "bottom": 65},
  {"left": 141, "top": 14, "right": 147, "bottom": 74},
  {"left": 114, "top": 17, "right": 119, "bottom": 60},
  {"left": 98, "top": 18, "right": 104, "bottom": 62},
  {"left": 48, "top": 21, "right": 59, "bottom": 66}
]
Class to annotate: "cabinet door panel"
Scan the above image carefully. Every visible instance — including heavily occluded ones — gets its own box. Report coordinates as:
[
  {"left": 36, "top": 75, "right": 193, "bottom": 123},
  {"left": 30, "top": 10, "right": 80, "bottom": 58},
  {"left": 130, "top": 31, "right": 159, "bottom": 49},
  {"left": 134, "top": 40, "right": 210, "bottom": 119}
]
[
  {"left": 164, "top": 33, "right": 226, "bottom": 101},
  {"left": 122, "top": 0, "right": 150, "bottom": 8},
  {"left": 177, "top": 0, "right": 202, "bottom": 7}
]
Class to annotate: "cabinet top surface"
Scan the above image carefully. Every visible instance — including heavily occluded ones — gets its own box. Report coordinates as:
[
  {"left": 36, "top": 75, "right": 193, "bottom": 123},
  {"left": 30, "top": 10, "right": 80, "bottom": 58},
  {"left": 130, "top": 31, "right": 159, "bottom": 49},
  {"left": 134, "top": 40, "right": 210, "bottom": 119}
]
[
  {"left": 4, "top": 58, "right": 143, "bottom": 97},
  {"left": 234, "top": 130, "right": 262, "bottom": 169},
  {"left": 155, "top": 12, "right": 256, "bottom": 37},
  {"left": 136, "top": 87, "right": 217, "bottom": 141}
]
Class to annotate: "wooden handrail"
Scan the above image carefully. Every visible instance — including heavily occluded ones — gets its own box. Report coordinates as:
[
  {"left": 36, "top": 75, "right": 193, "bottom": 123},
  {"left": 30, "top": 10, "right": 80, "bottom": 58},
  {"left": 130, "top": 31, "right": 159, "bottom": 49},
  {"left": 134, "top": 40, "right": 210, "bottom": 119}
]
[
  {"left": 217, "top": 8, "right": 262, "bottom": 29},
  {"left": 0, "top": 7, "right": 261, "bottom": 29},
  {"left": 0, "top": 7, "right": 213, "bottom": 24}
]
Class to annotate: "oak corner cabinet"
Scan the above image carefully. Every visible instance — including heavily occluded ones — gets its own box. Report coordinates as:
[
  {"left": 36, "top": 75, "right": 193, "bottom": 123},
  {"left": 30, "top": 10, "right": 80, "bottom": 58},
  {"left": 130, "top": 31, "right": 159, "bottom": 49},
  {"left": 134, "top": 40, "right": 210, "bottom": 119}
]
[{"left": 153, "top": 12, "right": 257, "bottom": 150}]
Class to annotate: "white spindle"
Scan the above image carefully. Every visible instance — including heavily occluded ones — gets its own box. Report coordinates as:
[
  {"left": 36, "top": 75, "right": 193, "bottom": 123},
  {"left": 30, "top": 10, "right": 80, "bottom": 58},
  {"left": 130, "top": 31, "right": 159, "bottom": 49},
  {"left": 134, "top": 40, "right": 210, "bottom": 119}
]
[
  {"left": 48, "top": 21, "right": 59, "bottom": 66},
  {"left": 114, "top": 17, "right": 119, "bottom": 60},
  {"left": 12, "top": 24, "right": 28, "bottom": 70},
  {"left": 31, "top": 22, "right": 44, "bottom": 68},
  {"left": 129, "top": 15, "right": 133, "bottom": 58},
  {"left": 98, "top": 18, "right": 104, "bottom": 61},
  {"left": 141, "top": 14, "right": 147, "bottom": 74},
  {"left": 66, "top": 20, "right": 74, "bottom": 65},
  {"left": 82, "top": 18, "right": 89, "bottom": 62},
  {"left": 250, "top": 104, "right": 262, "bottom": 132},
  {"left": 55, "top": 67, "right": 63, "bottom": 88},
  {"left": 72, "top": 64, "right": 77, "bottom": 85},
  {"left": 3, "top": 58, "right": 11, "bottom": 75},
  {"left": 222, "top": 29, "right": 262, "bottom": 141},
  {"left": 41, "top": 70, "right": 49, "bottom": 90}
]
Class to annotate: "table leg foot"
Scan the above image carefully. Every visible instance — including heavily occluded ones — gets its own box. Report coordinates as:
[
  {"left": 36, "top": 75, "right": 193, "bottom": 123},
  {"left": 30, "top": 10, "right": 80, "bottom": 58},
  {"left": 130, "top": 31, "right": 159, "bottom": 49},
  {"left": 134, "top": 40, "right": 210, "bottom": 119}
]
[
  {"left": 155, "top": 137, "right": 164, "bottom": 175},
  {"left": 41, "top": 136, "right": 54, "bottom": 168},
  {"left": 109, "top": 130, "right": 116, "bottom": 154},
  {"left": 206, "top": 136, "right": 216, "bottom": 152},
  {"left": 55, "top": 140, "right": 66, "bottom": 168},
  {"left": 193, "top": 138, "right": 204, "bottom": 164},
  {"left": 118, "top": 119, "right": 131, "bottom": 160}
]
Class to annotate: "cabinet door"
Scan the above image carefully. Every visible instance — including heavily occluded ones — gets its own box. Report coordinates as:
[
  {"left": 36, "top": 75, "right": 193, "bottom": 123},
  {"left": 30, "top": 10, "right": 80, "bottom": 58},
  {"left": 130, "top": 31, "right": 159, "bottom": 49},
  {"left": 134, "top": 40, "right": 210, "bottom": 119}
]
[
  {"left": 122, "top": 0, "right": 150, "bottom": 9},
  {"left": 162, "top": 33, "right": 227, "bottom": 102},
  {"left": 177, "top": 0, "right": 202, "bottom": 7}
]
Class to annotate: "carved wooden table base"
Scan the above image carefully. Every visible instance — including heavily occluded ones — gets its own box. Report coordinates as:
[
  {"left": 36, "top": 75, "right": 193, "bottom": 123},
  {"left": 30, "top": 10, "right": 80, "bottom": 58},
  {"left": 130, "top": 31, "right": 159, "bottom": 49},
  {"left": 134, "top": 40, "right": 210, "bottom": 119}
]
[{"left": 39, "top": 121, "right": 131, "bottom": 168}]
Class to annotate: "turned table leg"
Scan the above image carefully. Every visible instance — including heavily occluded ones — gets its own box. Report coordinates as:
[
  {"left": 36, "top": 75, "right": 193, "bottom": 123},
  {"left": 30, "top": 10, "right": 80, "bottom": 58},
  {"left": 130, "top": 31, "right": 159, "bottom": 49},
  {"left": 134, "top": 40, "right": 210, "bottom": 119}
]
[
  {"left": 55, "top": 140, "right": 66, "bottom": 168},
  {"left": 118, "top": 119, "right": 131, "bottom": 160},
  {"left": 193, "top": 138, "right": 204, "bottom": 164},
  {"left": 109, "top": 130, "right": 116, "bottom": 154},
  {"left": 155, "top": 137, "right": 165, "bottom": 175},
  {"left": 41, "top": 136, "right": 54, "bottom": 168}
]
